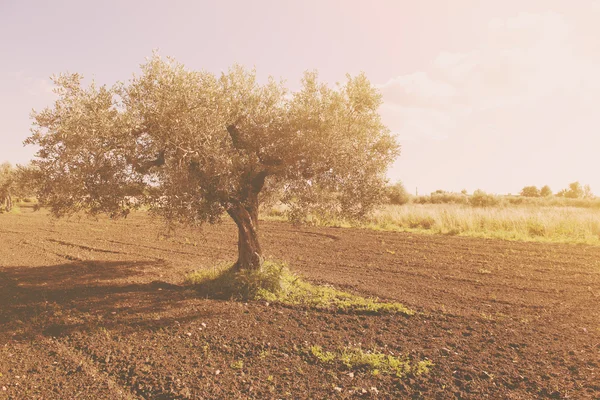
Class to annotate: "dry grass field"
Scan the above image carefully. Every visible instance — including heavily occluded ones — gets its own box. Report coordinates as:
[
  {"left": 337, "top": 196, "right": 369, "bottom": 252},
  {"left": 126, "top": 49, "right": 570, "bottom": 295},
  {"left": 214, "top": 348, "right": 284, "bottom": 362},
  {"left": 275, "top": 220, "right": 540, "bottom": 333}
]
[
  {"left": 1, "top": 208, "right": 599, "bottom": 398},
  {"left": 369, "top": 204, "right": 600, "bottom": 244},
  {"left": 265, "top": 203, "right": 600, "bottom": 245}
]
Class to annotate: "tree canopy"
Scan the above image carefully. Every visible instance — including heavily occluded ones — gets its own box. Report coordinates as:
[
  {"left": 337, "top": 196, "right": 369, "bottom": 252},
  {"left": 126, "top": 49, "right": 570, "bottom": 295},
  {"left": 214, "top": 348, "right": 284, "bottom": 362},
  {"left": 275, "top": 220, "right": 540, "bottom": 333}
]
[
  {"left": 540, "top": 185, "right": 552, "bottom": 197},
  {"left": 520, "top": 186, "right": 540, "bottom": 197},
  {"left": 26, "top": 54, "right": 399, "bottom": 269}
]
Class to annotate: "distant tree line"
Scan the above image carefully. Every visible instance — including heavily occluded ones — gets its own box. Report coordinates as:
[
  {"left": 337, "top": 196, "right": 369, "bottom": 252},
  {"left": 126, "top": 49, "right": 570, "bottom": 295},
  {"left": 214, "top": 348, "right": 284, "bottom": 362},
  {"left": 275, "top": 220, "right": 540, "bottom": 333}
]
[
  {"left": 384, "top": 181, "right": 598, "bottom": 208},
  {"left": 384, "top": 182, "right": 500, "bottom": 207},
  {"left": 520, "top": 182, "right": 594, "bottom": 199}
]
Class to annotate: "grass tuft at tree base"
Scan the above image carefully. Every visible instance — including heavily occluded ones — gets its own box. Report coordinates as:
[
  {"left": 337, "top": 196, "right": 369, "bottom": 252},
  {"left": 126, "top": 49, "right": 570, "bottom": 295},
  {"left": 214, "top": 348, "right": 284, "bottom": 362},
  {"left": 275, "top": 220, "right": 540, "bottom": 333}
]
[{"left": 186, "top": 261, "right": 414, "bottom": 315}]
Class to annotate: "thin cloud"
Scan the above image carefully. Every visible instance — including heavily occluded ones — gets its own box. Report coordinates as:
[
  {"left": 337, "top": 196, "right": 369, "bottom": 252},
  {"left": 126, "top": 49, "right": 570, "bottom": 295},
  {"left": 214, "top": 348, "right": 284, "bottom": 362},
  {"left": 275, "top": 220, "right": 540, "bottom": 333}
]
[
  {"left": 379, "top": 11, "right": 600, "bottom": 139},
  {"left": 381, "top": 10, "right": 600, "bottom": 194}
]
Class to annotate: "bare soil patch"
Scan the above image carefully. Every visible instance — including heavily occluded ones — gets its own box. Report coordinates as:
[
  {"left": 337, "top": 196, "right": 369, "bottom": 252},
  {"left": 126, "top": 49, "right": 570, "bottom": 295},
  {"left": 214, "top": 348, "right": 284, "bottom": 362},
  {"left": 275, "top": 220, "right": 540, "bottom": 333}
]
[{"left": 1, "top": 211, "right": 599, "bottom": 399}]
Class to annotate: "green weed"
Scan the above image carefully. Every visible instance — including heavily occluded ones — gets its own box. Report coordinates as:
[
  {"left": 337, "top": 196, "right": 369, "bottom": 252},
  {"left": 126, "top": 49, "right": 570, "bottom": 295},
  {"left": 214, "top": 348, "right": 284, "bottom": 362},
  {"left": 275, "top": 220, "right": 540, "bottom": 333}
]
[
  {"left": 230, "top": 360, "right": 244, "bottom": 370},
  {"left": 308, "top": 345, "right": 433, "bottom": 378},
  {"left": 186, "top": 261, "right": 413, "bottom": 315},
  {"left": 310, "top": 346, "right": 336, "bottom": 363}
]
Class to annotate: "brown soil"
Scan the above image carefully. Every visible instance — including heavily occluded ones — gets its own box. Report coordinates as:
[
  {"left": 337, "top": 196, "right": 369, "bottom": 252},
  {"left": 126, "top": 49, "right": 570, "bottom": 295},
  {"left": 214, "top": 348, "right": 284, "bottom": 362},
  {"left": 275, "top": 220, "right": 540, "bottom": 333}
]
[{"left": 0, "top": 210, "right": 599, "bottom": 399}]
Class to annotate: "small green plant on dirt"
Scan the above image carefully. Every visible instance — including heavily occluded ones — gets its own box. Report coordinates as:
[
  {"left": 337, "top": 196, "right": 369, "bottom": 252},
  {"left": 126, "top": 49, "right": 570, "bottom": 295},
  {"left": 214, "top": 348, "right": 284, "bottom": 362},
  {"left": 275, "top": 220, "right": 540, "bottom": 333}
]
[
  {"left": 311, "top": 346, "right": 336, "bottom": 363},
  {"left": 308, "top": 346, "right": 433, "bottom": 378},
  {"left": 413, "top": 360, "right": 434, "bottom": 375},
  {"left": 481, "top": 313, "right": 495, "bottom": 321},
  {"left": 259, "top": 350, "right": 271, "bottom": 359},
  {"left": 230, "top": 360, "right": 244, "bottom": 370},
  {"left": 186, "top": 261, "right": 414, "bottom": 315}
]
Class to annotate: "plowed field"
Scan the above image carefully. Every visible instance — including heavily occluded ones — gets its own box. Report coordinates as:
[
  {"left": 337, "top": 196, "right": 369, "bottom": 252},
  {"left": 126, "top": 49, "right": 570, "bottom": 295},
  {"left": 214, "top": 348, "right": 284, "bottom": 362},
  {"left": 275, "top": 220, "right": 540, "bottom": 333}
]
[{"left": 1, "top": 211, "right": 599, "bottom": 399}]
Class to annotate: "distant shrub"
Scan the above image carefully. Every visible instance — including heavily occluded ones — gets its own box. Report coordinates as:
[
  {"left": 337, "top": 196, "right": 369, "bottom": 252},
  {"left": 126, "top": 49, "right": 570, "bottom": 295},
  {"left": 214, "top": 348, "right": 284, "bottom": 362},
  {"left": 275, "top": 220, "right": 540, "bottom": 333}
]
[
  {"left": 563, "top": 197, "right": 600, "bottom": 208},
  {"left": 469, "top": 190, "right": 500, "bottom": 207},
  {"left": 540, "top": 185, "right": 552, "bottom": 197},
  {"left": 527, "top": 220, "right": 547, "bottom": 237},
  {"left": 407, "top": 215, "right": 436, "bottom": 230},
  {"left": 527, "top": 195, "right": 600, "bottom": 209},
  {"left": 385, "top": 182, "right": 410, "bottom": 205},
  {"left": 560, "top": 182, "right": 584, "bottom": 199},
  {"left": 520, "top": 186, "right": 540, "bottom": 197},
  {"left": 431, "top": 191, "right": 469, "bottom": 205},
  {"left": 261, "top": 203, "right": 286, "bottom": 220},
  {"left": 412, "top": 195, "right": 429, "bottom": 204},
  {"left": 413, "top": 191, "right": 468, "bottom": 205},
  {"left": 506, "top": 196, "right": 524, "bottom": 205},
  {"left": 555, "top": 182, "right": 595, "bottom": 199}
]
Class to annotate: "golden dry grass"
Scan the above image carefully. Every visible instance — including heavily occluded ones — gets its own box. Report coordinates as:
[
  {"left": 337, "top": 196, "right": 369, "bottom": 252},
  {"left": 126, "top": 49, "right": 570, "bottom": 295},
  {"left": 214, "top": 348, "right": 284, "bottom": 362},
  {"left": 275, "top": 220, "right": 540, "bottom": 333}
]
[
  {"left": 367, "top": 204, "right": 600, "bottom": 244},
  {"left": 263, "top": 203, "right": 600, "bottom": 245}
]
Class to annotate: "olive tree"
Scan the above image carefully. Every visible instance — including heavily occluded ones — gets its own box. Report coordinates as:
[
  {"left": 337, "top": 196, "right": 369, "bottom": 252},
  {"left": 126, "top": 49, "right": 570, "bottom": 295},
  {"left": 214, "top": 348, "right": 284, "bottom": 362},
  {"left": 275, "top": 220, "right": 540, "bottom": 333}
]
[{"left": 26, "top": 55, "right": 399, "bottom": 270}]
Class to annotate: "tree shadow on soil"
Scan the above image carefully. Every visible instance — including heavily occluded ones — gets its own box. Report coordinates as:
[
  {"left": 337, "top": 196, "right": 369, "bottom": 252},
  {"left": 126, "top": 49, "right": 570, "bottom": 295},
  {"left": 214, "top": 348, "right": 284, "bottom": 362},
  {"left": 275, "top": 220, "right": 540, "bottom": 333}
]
[{"left": 0, "top": 260, "right": 218, "bottom": 341}]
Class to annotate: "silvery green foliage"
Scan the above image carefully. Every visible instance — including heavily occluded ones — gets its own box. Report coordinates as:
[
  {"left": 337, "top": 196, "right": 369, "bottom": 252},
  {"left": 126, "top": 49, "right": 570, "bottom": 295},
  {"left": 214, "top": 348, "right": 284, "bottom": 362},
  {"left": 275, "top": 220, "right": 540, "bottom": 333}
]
[{"left": 27, "top": 54, "right": 399, "bottom": 224}]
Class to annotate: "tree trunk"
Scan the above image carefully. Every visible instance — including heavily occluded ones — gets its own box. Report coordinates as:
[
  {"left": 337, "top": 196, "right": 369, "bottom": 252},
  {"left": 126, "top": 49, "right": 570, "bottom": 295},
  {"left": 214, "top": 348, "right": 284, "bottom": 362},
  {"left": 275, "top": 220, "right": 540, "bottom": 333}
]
[
  {"left": 227, "top": 202, "right": 262, "bottom": 271},
  {"left": 226, "top": 167, "right": 268, "bottom": 271}
]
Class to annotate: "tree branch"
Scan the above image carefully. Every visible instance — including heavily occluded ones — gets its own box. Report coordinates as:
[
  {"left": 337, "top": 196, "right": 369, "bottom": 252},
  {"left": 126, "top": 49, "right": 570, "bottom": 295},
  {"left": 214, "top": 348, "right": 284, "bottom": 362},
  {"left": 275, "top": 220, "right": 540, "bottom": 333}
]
[
  {"left": 251, "top": 170, "right": 269, "bottom": 193},
  {"left": 227, "top": 124, "right": 246, "bottom": 150},
  {"left": 130, "top": 150, "right": 165, "bottom": 174}
]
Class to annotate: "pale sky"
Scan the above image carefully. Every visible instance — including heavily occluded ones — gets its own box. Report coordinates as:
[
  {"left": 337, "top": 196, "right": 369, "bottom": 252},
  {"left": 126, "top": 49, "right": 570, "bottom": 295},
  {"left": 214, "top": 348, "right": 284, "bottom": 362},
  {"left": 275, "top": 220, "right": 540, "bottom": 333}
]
[{"left": 1, "top": 0, "right": 599, "bottom": 195}]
